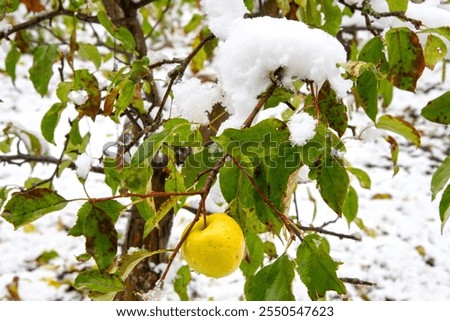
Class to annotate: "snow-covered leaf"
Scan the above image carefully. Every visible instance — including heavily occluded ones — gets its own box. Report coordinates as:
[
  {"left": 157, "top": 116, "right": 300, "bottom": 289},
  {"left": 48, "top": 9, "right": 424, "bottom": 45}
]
[
  {"left": 386, "top": 28, "right": 425, "bottom": 92},
  {"left": 246, "top": 254, "right": 295, "bottom": 301},
  {"left": 421, "top": 91, "right": 450, "bottom": 125},
  {"left": 431, "top": 156, "right": 450, "bottom": 201},
  {"left": 296, "top": 234, "right": 346, "bottom": 300},
  {"left": 377, "top": 115, "right": 421, "bottom": 147},
  {"left": 73, "top": 69, "right": 101, "bottom": 120},
  {"left": 1, "top": 188, "right": 67, "bottom": 229}
]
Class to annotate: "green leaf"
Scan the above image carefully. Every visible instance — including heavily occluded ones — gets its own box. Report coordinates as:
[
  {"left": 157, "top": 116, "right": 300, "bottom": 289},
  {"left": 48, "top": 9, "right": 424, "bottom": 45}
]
[
  {"left": 359, "top": 36, "right": 389, "bottom": 73},
  {"left": 420, "top": 27, "right": 450, "bottom": 41},
  {"left": 343, "top": 186, "right": 358, "bottom": 225},
  {"left": 41, "top": 102, "right": 67, "bottom": 144},
  {"left": 182, "top": 147, "right": 223, "bottom": 191},
  {"left": 83, "top": 205, "right": 118, "bottom": 271},
  {"left": 220, "top": 156, "right": 260, "bottom": 232},
  {"left": 316, "top": 156, "right": 349, "bottom": 216},
  {"left": 74, "top": 270, "right": 125, "bottom": 294},
  {"left": 385, "top": 27, "right": 425, "bottom": 92},
  {"left": 376, "top": 115, "right": 421, "bottom": 147},
  {"left": 78, "top": 43, "right": 102, "bottom": 69},
  {"left": 348, "top": 167, "right": 371, "bottom": 189},
  {"left": 56, "top": 81, "right": 72, "bottom": 103},
  {"left": 386, "top": 0, "right": 408, "bottom": 12},
  {"left": 29, "top": 44, "right": 60, "bottom": 96},
  {"left": 66, "top": 118, "right": 90, "bottom": 158},
  {"left": 117, "top": 249, "right": 167, "bottom": 281},
  {"left": 183, "top": 13, "right": 203, "bottom": 33},
  {"left": 240, "top": 232, "right": 264, "bottom": 278},
  {"left": 131, "top": 118, "right": 192, "bottom": 167},
  {"left": 114, "top": 79, "right": 135, "bottom": 117},
  {"left": 0, "top": 186, "right": 9, "bottom": 210},
  {"left": 356, "top": 71, "right": 378, "bottom": 122},
  {"left": 421, "top": 91, "right": 450, "bottom": 125},
  {"left": 439, "top": 185, "right": 450, "bottom": 233},
  {"left": 174, "top": 265, "right": 191, "bottom": 301},
  {"left": 214, "top": 118, "right": 292, "bottom": 160},
  {"left": 321, "top": 0, "right": 342, "bottom": 36},
  {"left": 36, "top": 250, "right": 59, "bottom": 265},
  {"left": 190, "top": 33, "right": 208, "bottom": 73},
  {"left": 424, "top": 35, "right": 447, "bottom": 70},
  {"left": 1, "top": 188, "right": 67, "bottom": 229},
  {"left": 386, "top": 135, "right": 400, "bottom": 175},
  {"left": 246, "top": 254, "right": 295, "bottom": 301},
  {"left": 296, "top": 234, "right": 346, "bottom": 300},
  {"left": 276, "top": 0, "right": 290, "bottom": 16},
  {"left": 265, "top": 87, "right": 292, "bottom": 109},
  {"left": 5, "top": 45, "right": 21, "bottom": 83},
  {"left": 0, "top": 0, "right": 19, "bottom": 15},
  {"left": 244, "top": 0, "right": 254, "bottom": 11},
  {"left": 73, "top": 69, "right": 101, "bottom": 120},
  {"left": 431, "top": 156, "right": 450, "bottom": 200},
  {"left": 97, "top": 11, "right": 136, "bottom": 52},
  {"left": 318, "top": 81, "right": 348, "bottom": 137}
]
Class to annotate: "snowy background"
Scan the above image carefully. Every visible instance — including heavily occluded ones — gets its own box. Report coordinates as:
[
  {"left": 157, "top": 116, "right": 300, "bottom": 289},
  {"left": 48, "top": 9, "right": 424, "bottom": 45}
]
[{"left": 1, "top": 0, "right": 450, "bottom": 301}]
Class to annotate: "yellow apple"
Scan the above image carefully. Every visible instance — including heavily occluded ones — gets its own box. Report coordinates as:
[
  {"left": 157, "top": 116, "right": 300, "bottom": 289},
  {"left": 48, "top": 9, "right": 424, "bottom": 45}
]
[{"left": 181, "top": 213, "right": 245, "bottom": 278}]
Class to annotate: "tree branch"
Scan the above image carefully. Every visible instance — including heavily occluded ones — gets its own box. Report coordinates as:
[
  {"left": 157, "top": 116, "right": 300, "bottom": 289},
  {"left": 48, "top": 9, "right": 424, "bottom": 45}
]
[
  {"left": 340, "top": 277, "right": 376, "bottom": 286},
  {"left": 0, "top": 154, "right": 104, "bottom": 174},
  {"left": 297, "top": 225, "right": 362, "bottom": 241},
  {"left": 0, "top": 8, "right": 99, "bottom": 40}
]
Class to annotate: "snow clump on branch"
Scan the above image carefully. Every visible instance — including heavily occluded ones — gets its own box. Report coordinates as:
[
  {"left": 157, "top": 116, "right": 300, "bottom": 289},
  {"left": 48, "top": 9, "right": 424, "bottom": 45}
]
[{"left": 174, "top": 0, "right": 351, "bottom": 135}]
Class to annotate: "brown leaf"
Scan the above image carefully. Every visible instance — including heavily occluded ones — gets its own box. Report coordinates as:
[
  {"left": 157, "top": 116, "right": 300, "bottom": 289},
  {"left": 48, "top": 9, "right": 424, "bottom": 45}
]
[{"left": 20, "top": 0, "right": 45, "bottom": 13}]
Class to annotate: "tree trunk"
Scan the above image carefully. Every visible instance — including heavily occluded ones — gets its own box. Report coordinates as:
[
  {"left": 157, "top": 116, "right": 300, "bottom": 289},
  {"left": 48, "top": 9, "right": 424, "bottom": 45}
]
[{"left": 103, "top": 0, "right": 169, "bottom": 300}]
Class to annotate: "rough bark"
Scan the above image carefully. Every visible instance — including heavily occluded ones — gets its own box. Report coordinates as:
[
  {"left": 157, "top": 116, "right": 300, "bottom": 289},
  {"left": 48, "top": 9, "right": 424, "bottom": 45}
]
[{"left": 103, "top": 0, "right": 169, "bottom": 300}]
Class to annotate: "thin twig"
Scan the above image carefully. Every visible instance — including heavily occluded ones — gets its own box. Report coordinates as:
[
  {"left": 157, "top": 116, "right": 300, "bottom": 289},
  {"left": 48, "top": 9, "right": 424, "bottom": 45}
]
[
  {"left": 0, "top": 8, "right": 98, "bottom": 40},
  {"left": 297, "top": 225, "right": 362, "bottom": 241},
  {"left": 340, "top": 277, "right": 376, "bottom": 286},
  {"left": 120, "top": 34, "right": 216, "bottom": 158}
]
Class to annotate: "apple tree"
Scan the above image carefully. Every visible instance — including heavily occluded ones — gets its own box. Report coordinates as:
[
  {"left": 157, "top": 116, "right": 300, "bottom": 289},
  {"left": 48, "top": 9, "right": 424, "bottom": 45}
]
[{"left": 0, "top": 0, "right": 449, "bottom": 301}]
